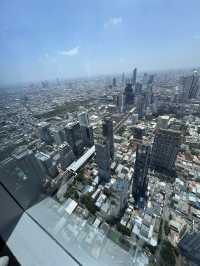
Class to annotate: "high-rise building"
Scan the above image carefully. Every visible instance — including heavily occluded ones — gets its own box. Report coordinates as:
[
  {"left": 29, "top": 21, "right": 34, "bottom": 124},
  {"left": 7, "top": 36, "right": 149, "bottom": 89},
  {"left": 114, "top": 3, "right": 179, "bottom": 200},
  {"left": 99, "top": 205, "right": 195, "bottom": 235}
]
[
  {"left": 78, "top": 111, "right": 94, "bottom": 147},
  {"left": 80, "top": 125, "right": 94, "bottom": 147},
  {"left": 135, "top": 94, "right": 145, "bottom": 119},
  {"left": 110, "top": 174, "right": 129, "bottom": 217},
  {"left": 58, "top": 142, "right": 75, "bottom": 170},
  {"left": 148, "top": 74, "right": 154, "bottom": 85},
  {"left": 35, "top": 151, "right": 58, "bottom": 178},
  {"left": 178, "top": 232, "right": 200, "bottom": 265},
  {"left": 51, "top": 128, "right": 66, "bottom": 145},
  {"left": 95, "top": 138, "right": 111, "bottom": 182},
  {"left": 122, "top": 72, "right": 125, "bottom": 86},
  {"left": 132, "top": 68, "right": 137, "bottom": 87},
  {"left": 180, "top": 70, "right": 199, "bottom": 102},
  {"left": 142, "top": 73, "right": 149, "bottom": 85},
  {"left": 64, "top": 122, "right": 84, "bottom": 157},
  {"left": 78, "top": 111, "right": 89, "bottom": 127},
  {"left": 151, "top": 128, "right": 181, "bottom": 172},
  {"left": 102, "top": 116, "right": 114, "bottom": 159},
  {"left": 37, "top": 122, "right": 53, "bottom": 144},
  {"left": 135, "top": 82, "right": 142, "bottom": 96},
  {"left": 157, "top": 115, "right": 170, "bottom": 129},
  {"left": 116, "top": 93, "right": 124, "bottom": 113},
  {"left": 132, "top": 125, "right": 145, "bottom": 140},
  {"left": 112, "top": 77, "right": 117, "bottom": 87},
  {"left": 132, "top": 113, "right": 139, "bottom": 124},
  {"left": 132, "top": 144, "right": 151, "bottom": 206},
  {"left": 124, "top": 83, "right": 134, "bottom": 110}
]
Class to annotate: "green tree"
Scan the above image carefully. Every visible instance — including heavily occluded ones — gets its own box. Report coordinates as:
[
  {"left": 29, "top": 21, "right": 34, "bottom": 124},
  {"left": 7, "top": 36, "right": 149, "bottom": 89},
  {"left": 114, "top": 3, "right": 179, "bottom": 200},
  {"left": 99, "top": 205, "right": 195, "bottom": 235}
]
[
  {"left": 117, "top": 224, "right": 131, "bottom": 236},
  {"left": 81, "top": 193, "right": 96, "bottom": 214},
  {"left": 76, "top": 168, "right": 84, "bottom": 182}
]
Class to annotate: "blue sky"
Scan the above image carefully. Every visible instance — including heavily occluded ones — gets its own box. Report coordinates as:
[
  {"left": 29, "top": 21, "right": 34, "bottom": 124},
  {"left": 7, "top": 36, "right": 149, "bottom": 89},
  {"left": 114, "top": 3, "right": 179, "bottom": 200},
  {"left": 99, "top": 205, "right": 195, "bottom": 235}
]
[{"left": 0, "top": 0, "right": 200, "bottom": 85}]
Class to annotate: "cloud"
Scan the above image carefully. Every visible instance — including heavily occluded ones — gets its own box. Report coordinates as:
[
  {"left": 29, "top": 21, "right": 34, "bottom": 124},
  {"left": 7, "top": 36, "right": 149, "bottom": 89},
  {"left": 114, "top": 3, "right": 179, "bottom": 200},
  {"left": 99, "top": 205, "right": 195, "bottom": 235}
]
[
  {"left": 38, "top": 46, "right": 80, "bottom": 64},
  {"left": 104, "top": 17, "right": 123, "bottom": 28},
  {"left": 38, "top": 53, "right": 57, "bottom": 63},
  {"left": 59, "top": 46, "right": 80, "bottom": 56}
]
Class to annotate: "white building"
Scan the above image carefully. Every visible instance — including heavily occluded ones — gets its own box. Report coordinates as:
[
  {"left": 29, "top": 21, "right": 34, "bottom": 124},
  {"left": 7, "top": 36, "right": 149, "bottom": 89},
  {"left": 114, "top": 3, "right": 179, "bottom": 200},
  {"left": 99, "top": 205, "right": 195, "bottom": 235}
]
[{"left": 78, "top": 111, "right": 89, "bottom": 127}]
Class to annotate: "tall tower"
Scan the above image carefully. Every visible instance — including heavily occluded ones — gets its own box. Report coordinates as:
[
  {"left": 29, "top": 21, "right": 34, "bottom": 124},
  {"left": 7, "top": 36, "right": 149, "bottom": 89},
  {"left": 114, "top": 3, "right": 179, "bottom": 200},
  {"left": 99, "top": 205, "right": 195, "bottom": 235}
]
[
  {"left": 51, "top": 128, "right": 66, "bottom": 145},
  {"left": 148, "top": 74, "right": 154, "bottom": 85},
  {"left": 132, "top": 68, "right": 137, "bottom": 87},
  {"left": 58, "top": 142, "right": 75, "bottom": 170},
  {"left": 122, "top": 72, "right": 125, "bottom": 86},
  {"left": 102, "top": 116, "right": 114, "bottom": 159},
  {"left": 180, "top": 70, "right": 199, "bottom": 102},
  {"left": 35, "top": 151, "right": 58, "bottom": 178},
  {"left": 124, "top": 83, "right": 134, "bottom": 110},
  {"left": 95, "top": 138, "right": 111, "bottom": 182},
  {"left": 132, "top": 144, "right": 151, "bottom": 207},
  {"left": 78, "top": 111, "right": 93, "bottom": 147},
  {"left": 37, "top": 122, "right": 53, "bottom": 144},
  {"left": 64, "top": 122, "right": 84, "bottom": 157},
  {"left": 78, "top": 111, "right": 89, "bottom": 127},
  {"left": 136, "top": 94, "right": 145, "bottom": 119},
  {"left": 151, "top": 128, "right": 181, "bottom": 172},
  {"left": 112, "top": 77, "right": 117, "bottom": 88},
  {"left": 135, "top": 82, "right": 142, "bottom": 96},
  {"left": 142, "top": 73, "right": 149, "bottom": 85}
]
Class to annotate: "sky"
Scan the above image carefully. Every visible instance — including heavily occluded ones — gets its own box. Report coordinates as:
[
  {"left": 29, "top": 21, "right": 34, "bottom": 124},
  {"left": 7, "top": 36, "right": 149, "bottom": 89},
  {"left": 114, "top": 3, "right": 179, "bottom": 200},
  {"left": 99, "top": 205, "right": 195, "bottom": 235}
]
[{"left": 0, "top": 0, "right": 200, "bottom": 85}]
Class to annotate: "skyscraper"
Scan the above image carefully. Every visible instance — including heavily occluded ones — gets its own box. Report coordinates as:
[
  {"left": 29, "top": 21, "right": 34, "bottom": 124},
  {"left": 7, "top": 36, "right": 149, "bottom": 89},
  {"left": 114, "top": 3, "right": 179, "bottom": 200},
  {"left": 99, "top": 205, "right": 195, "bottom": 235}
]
[
  {"left": 142, "top": 73, "right": 149, "bottom": 84},
  {"left": 58, "top": 142, "right": 75, "bottom": 170},
  {"left": 37, "top": 122, "right": 53, "bottom": 144},
  {"left": 112, "top": 77, "right": 117, "bottom": 88},
  {"left": 78, "top": 111, "right": 90, "bottom": 127},
  {"left": 132, "top": 125, "right": 145, "bottom": 140},
  {"left": 135, "top": 82, "right": 142, "bottom": 96},
  {"left": 132, "top": 68, "right": 137, "bottom": 87},
  {"left": 78, "top": 111, "right": 94, "bottom": 147},
  {"left": 151, "top": 128, "right": 181, "bottom": 172},
  {"left": 180, "top": 70, "right": 200, "bottom": 102},
  {"left": 80, "top": 125, "right": 94, "bottom": 147},
  {"left": 116, "top": 93, "right": 124, "bottom": 113},
  {"left": 35, "top": 151, "right": 58, "bottom": 178},
  {"left": 102, "top": 116, "right": 114, "bottom": 159},
  {"left": 122, "top": 72, "right": 125, "bottom": 86},
  {"left": 51, "top": 128, "right": 66, "bottom": 145},
  {"left": 135, "top": 94, "right": 145, "bottom": 119},
  {"left": 132, "top": 144, "right": 151, "bottom": 206},
  {"left": 124, "top": 83, "right": 134, "bottom": 110},
  {"left": 110, "top": 174, "right": 129, "bottom": 217},
  {"left": 95, "top": 138, "right": 111, "bottom": 182},
  {"left": 64, "top": 122, "right": 84, "bottom": 157},
  {"left": 148, "top": 74, "right": 154, "bottom": 85},
  {"left": 157, "top": 115, "right": 170, "bottom": 129},
  {"left": 178, "top": 232, "right": 200, "bottom": 265}
]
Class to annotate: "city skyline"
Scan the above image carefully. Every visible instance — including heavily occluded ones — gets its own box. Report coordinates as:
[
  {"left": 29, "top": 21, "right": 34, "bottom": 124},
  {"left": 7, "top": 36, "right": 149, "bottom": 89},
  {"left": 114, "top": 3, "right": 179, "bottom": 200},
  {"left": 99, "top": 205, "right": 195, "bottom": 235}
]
[
  {"left": 1, "top": 61, "right": 200, "bottom": 264},
  {"left": 1, "top": 0, "right": 200, "bottom": 85}
]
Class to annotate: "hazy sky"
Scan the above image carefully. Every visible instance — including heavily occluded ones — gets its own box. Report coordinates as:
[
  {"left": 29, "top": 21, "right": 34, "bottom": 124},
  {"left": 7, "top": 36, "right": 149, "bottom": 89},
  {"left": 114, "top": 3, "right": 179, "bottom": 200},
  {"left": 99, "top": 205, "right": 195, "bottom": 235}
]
[{"left": 0, "top": 0, "right": 200, "bottom": 85}]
